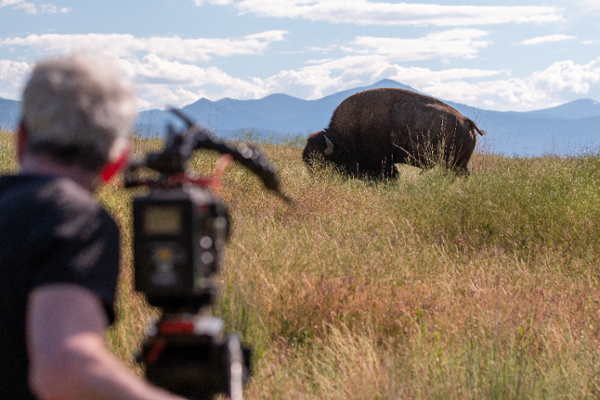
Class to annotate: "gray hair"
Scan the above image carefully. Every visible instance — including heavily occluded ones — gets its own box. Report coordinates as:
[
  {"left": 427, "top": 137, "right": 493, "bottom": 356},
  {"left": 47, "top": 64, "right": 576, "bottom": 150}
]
[{"left": 22, "top": 52, "right": 137, "bottom": 171}]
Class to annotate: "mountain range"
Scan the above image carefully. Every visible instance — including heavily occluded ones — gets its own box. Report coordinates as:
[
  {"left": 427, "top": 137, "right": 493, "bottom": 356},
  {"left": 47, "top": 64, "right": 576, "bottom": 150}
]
[
  {"left": 0, "top": 98, "right": 20, "bottom": 131},
  {"left": 2, "top": 79, "right": 600, "bottom": 157}
]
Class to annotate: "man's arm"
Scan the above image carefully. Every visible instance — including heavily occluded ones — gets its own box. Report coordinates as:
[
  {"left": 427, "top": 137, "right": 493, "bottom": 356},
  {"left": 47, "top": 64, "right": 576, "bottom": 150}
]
[{"left": 27, "top": 284, "right": 187, "bottom": 400}]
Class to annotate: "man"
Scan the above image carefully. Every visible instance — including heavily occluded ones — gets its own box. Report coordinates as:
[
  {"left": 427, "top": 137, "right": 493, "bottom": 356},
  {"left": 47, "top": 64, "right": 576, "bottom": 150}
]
[{"left": 0, "top": 53, "right": 186, "bottom": 399}]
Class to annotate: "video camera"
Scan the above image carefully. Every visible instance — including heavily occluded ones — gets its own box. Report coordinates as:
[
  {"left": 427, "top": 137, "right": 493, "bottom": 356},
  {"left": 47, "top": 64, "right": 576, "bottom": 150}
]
[{"left": 125, "top": 109, "right": 290, "bottom": 400}]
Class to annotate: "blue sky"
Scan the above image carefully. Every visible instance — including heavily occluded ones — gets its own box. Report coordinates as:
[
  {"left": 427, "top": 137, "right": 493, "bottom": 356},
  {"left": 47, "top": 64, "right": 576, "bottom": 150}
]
[{"left": 1, "top": 0, "right": 599, "bottom": 112}]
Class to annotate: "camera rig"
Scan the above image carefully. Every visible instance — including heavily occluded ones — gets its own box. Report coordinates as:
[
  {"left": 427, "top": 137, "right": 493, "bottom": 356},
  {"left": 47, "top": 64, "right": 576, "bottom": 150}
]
[{"left": 124, "top": 109, "right": 290, "bottom": 400}]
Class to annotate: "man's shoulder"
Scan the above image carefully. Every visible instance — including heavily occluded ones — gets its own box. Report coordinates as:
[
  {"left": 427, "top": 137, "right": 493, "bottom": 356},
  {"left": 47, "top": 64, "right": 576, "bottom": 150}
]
[
  {"left": 0, "top": 175, "right": 116, "bottom": 231},
  {"left": 1, "top": 175, "right": 95, "bottom": 208}
]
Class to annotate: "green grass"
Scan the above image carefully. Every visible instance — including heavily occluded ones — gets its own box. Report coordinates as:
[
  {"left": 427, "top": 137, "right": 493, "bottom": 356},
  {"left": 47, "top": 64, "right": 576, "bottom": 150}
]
[{"left": 3, "top": 128, "right": 600, "bottom": 399}]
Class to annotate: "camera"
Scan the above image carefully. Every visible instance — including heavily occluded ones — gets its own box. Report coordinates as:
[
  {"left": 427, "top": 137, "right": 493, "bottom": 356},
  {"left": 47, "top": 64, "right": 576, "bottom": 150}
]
[
  {"left": 133, "top": 187, "right": 229, "bottom": 312},
  {"left": 125, "top": 109, "right": 290, "bottom": 399}
]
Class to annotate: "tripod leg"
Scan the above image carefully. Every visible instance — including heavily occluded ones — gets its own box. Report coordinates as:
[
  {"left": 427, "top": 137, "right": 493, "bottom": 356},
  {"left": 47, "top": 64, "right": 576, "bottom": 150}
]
[{"left": 227, "top": 334, "right": 244, "bottom": 400}]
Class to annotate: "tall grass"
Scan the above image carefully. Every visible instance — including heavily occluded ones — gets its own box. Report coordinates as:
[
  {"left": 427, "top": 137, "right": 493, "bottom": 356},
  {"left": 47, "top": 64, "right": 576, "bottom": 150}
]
[
  {"left": 3, "top": 128, "right": 600, "bottom": 399},
  {"left": 212, "top": 144, "right": 600, "bottom": 399}
]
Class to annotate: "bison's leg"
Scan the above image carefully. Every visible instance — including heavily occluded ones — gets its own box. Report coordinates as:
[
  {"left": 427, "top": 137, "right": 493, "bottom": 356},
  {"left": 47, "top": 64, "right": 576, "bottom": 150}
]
[
  {"left": 452, "top": 138, "right": 477, "bottom": 177},
  {"left": 380, "top": 156, "right": 399, "bottom": 179},
  {"left": 454, "top": 165, "right": 470, "bottom": 177}
]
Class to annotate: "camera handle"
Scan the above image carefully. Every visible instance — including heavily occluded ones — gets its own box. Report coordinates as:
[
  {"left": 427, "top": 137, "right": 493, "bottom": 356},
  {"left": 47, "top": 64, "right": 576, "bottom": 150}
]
[{"left": 133, "top": 108, "right": 292, "bottom": 204}]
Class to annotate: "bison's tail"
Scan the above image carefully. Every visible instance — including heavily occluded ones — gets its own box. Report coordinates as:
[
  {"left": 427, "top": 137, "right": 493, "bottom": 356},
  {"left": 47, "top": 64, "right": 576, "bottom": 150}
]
[{"left": 470, "top": 120, "right": 485, "bottom": 136}]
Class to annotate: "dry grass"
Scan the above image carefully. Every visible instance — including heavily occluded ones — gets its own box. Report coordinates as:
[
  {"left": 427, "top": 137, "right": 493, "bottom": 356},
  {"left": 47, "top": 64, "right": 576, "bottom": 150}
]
[
  {"left": 3, "top": 129, "right": 600, "bottom": 399},
  {"left": 214, "top": 141, "right": 600, "bottom": 399}
]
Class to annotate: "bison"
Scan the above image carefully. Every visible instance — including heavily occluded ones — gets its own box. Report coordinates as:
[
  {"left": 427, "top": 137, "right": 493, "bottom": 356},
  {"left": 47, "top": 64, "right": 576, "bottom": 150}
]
[{"left": 302, "top": 88, "right": 484, "bottom": 178}]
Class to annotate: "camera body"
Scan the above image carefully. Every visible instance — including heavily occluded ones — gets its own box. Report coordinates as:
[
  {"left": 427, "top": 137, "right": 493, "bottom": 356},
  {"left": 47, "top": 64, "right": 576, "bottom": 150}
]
[{"left": 133, "top": 186, "right": 229, "bottom": 312}]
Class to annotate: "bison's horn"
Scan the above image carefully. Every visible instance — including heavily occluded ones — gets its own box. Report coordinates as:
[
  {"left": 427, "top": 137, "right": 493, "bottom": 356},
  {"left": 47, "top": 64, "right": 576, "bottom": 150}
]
[{"left": 324, "top": 135, "right": 334, "bottom": 155}]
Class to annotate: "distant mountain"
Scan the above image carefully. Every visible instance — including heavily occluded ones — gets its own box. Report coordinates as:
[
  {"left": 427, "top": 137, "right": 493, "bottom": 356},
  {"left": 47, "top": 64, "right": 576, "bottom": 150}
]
[
  {"left": 136, "top": 79, "right": 416, "bottom": 137},
  {"left": 3, "top": 80, "right": 600, "bottom": 156},
  {"left": 0, "top": 98, "right": 20, "bottom": 130},
  {"left": 445, "top": 100, "right": 600, "bottom": 156},
  {"left": 526, "top": 99, "right": 600, "bottom": 120}
]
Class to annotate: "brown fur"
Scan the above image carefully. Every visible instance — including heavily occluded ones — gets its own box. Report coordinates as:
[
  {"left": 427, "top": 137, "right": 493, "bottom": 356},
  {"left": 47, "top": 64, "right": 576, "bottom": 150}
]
[{"left": 302, "top": 88, "right": 484, "bottom": 178}]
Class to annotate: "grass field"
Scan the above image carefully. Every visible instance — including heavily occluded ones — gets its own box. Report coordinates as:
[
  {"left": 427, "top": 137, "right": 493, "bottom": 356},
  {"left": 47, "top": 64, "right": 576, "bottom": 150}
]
[{"left": 3, "top": 129, "right": 600, "bottom": 399}]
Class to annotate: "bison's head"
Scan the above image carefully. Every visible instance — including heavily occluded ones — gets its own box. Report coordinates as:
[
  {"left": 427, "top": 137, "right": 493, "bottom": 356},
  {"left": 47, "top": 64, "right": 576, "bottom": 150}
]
[{"left": 302, "top": 131, "right": 351, "bottom": 171}]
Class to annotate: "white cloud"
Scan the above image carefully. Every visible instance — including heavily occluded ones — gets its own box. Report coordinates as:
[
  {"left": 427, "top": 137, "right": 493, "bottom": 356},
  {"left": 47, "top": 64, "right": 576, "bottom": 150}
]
[
  {"left": 0, "top": 59, "right": 32, "bottom": 98},
  {"left": 39, "top": 3, "right": 69, "bottom": 13},
  {"left": 414, "top": 58, "right": 600, "bottom": 111},
  {"left": 123, "top": 54, "right": 252, "bottom": 87},
  {"left": 113, "top": 54, "right": 266, "bottom": 109},
  {"left": 529, "top": 58, "right": 600, "bottom": 95},
  {"left": 0, "top": 59, "right": 31, "bottom": 79},
  {"left": 7, "top": 50, "right": 596, "bottom": 113},
  {"left": 345, "top": 29, "right": 491, "bottom": 61},
  {"left": 0, "top": 0, "right": 69, "bottom": 14},
  {"left": 232, "top": 54, "right": 600, "bottom": 112},
  {"left": 2, "top": 30, "right": 599, "bottom": 113},
  {"left": 0, "top": 31, "right": 285, "bottom": 106},
  {"left": 576, "top": 0, "right": 600, "bottom": 15},
  {"left": 0, "top": 32, "right": 287, "bottom": 63},
  {"left": 213, "top": 0, "right": 564, "bottom": 26},
  {"left": 232, "top": 51, "right": 505, "bottom": 102},
  {"left": 193, "top": 0, "right": 233, "bottom": 5},
  {"left": 113, "top": 52, "right": 600, "bottom": 112},
  {"left": 516, "top": 34, "right": 577, "bottom": 46}
]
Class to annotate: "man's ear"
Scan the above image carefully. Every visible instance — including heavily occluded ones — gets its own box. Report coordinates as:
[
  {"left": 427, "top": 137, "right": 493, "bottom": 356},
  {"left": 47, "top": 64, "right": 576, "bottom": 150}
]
[
  {"left": 16, "top": 121, "right": 28, "bottom": 164},
  {"left": 100, "top": 145, "right": 130, "bottom": 184}
]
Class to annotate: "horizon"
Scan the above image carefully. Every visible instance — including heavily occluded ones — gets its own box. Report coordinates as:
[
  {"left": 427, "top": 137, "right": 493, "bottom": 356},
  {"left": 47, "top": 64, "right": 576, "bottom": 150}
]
[
  {"left": 3, "top": 78, "right": 599, "bottom": 115},
  {"left": 1, "top": 1, "right": 599, "bottom": 113}
]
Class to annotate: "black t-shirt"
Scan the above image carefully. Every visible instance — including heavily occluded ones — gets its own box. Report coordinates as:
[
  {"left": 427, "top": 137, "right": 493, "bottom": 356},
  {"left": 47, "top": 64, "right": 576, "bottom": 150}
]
[{"left": 0, "top": 175, "right": 121, "bottom": 400}]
